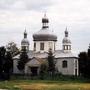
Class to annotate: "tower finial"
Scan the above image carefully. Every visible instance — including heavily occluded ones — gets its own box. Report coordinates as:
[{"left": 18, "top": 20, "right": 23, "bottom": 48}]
[
  {"left": 42, "top": 13, "right": 49, "bottom": 29},
  {"left": 44, "top": 11, "right": 47, "bottom": 17},
  {"left": 24, "top": 27, "right": 26, "bottom": 34},
  {"left": 44, "top": 13, "right": 46, "bottom": 17},
  {"left": 25, "top": 27, "right": 26, "bottom": 31},
  {"left": 24, "top": 28, "right": 27, "bottom": 38},
  {"left": 66, "top": 26, "right": 67, "bottom": 31},
  {"left": 65, "top": 27, "right": 68, "bottom": 37}
]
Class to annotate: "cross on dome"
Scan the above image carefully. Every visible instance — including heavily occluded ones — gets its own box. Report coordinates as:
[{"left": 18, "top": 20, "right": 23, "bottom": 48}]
[
  {"left": 44, "top": 13, "right": 46, "bottom": 17},
  {"left": 42, "top": 13, "right": 49, "bottom": 28},
  {"left": 65, "top": 27, "right": 68, "bottom": 37},
  {"left": 24, "top": 28, "right": 27, "bottom": 38}
]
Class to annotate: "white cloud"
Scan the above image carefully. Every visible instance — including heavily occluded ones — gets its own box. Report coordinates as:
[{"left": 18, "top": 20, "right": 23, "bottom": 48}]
[
  {"left": 0, "top": 0, "right": 53, "bottom": 11},
  {"left": 0, "top": 0, "right": 90, "bottom": 54}
]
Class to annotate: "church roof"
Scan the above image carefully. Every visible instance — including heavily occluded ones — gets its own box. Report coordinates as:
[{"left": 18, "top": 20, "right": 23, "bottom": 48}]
[
  {"left": 33, "top": 28, "right": 57, "bottom": 41},
  {"left": 62, "top": 37, "right": 71, "bottom": 44},
  {"left": 33, "top": 14, "right": 57, "bottom": 41},
  {"left": 54, "top": 50, "right": 77, "bottom": 58},
  {"left": 21, "top": 38, "right": 29, "bottom": 45},
  {"left": 26, "top": 57, "right": 44, "bottom": 67},
  {"left": 13, "top": 50, "right": 77, "bottom": 59}
]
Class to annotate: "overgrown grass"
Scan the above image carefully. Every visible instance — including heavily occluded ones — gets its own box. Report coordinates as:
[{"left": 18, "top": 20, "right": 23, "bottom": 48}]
[
  {"left": 0, "top": 75, "right": 90, "bottom": 90},
  {"left": 0, "top": 80, "right": 90, "bottom": 90},
  {"left": 11, "top": 74, "right": 90, "bottom": 83}
]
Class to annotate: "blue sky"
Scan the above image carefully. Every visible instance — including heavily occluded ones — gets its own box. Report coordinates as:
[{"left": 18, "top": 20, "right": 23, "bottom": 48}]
[{"left": 0, "top": 0, "right": 90, "bottom": 55}]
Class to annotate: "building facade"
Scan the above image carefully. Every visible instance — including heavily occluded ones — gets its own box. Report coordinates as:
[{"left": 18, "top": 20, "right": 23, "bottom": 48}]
[{"left": 13, "top": 14, "right": 78, "bottom": 76}]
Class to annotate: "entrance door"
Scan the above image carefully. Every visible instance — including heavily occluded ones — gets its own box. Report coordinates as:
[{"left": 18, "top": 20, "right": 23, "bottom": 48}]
[{"left": 31, "top": 67, "right": 38, "bottom": 76}]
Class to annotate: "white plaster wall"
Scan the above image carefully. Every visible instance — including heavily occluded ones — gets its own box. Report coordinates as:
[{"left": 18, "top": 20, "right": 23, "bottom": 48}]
[
  {"left": 74, "top": 59, "right": 79, "bottom": 76},
  {"left": 13, "top": 57, "right": 78, "bottom": 76},
  {"left": 63, "top": 50, "right": 71, "bottom": 53},
  {"left": 25, "top": 65, "right": 31, "bottom": 75},
  {"left": 34, "top": 41, "right": 56, "bottom": 52},
  {"left": 55, "top": 58, "right": 78, "bottom": 75},
  {"left": 63, "top": 43, "right": 71, "bottom": 45}
]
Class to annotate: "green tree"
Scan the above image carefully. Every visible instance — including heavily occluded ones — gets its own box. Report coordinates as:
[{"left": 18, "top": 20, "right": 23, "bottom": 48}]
[
  {"left": 0, "top": 46, "right": 6, "bottom": 80},
  {"left": 40, "top": 63, "right": 48, "bottom": 79},
  {"left": 6, "top": 42, "right": 20, "bottom": 57},
  {"left": 86, "top": 45, "right": 90, "bottom": 78},
  {"left": 0, "top": 46, "right": 13, "bottom": 80},
  {"left": 4, "top": 51, "right": 13, "bottom": 80},
  {"left": 78, "top": 52, "right": 87, "bottom": 77},
  {"left": 78, "top": 45, "right": 90, "bottom": 78},
  {"left": 17, "top": 47, "right": 28, "bottom": 72},
  {"left": 88, "top": 44, "right": 90, "bottom": 56},
  {"left": 47, "top": 49, "right": 55, "bottom": 76}
]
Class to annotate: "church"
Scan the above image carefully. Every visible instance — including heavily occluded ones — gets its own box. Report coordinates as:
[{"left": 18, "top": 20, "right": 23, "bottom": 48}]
[{"left": 13, "top": 14, "right": 79, "bottom": 76}]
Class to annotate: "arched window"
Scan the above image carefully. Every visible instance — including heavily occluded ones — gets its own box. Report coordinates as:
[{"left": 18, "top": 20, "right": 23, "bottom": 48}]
[
  {"left": 34, "top": 43, "right": 36, "bottom": 51},
  {"left": 65, "top": 46, "right": 67, "bottom": 50},
  {"left": 40, "top": 43, "right": 44, "bottom": 50},
  {"left": 75, "top": 60, "right": 77, "bottom": 67},
  {"left": 62, "top": 60, "right": 68, "bottom": 68}
]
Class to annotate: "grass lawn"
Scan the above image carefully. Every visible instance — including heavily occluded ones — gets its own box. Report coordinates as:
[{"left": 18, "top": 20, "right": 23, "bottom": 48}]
[{"left": 0, "top": 79, "right": 90, "bottom": 90}]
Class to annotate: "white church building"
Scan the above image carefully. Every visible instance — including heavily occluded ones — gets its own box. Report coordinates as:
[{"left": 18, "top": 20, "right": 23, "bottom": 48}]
[{"left": 13, "top": 14, "right": 78, "bottom": 76}]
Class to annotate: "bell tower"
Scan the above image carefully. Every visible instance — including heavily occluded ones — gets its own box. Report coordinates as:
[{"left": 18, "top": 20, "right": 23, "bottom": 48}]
[
  {"left": 62, "top": 27, "right": 71, "bottom": 53},
  {"left": 21, "top": 28, "right": 29, "bottom": 51}
]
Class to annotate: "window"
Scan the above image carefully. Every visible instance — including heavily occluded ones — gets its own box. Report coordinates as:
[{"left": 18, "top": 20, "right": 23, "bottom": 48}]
[
  {"left": 75, "top": 60, "right": 77, "bottom": 67},
  {"left": 68, "top": 45, "right": 71, "bottom": 50},
  {"left": 40, "top": 43, "right": 44, "bottom": 50},
  {"left": 64, "top": 46, "right": 68, "bottom": 50},
  {"left": 62, "top": 61, "right": 67, "bottom": 68},
  {"left": 34, "top": 43, "right": 36, "bottom": 51}
]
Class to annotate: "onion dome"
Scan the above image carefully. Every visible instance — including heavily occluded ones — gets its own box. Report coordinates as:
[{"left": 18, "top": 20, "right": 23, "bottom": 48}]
[
  {"left": 63, "top": 37, "right": 71, "bottom": 44},
  {"left": 21, "top": 30, "right": 29, "bottom": 45},
  {"left": 33, "top": 14, "right": 57, "bottom": 41},
  {"left": 62, "top": 27, "right": 71, "bottom": 44}
]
